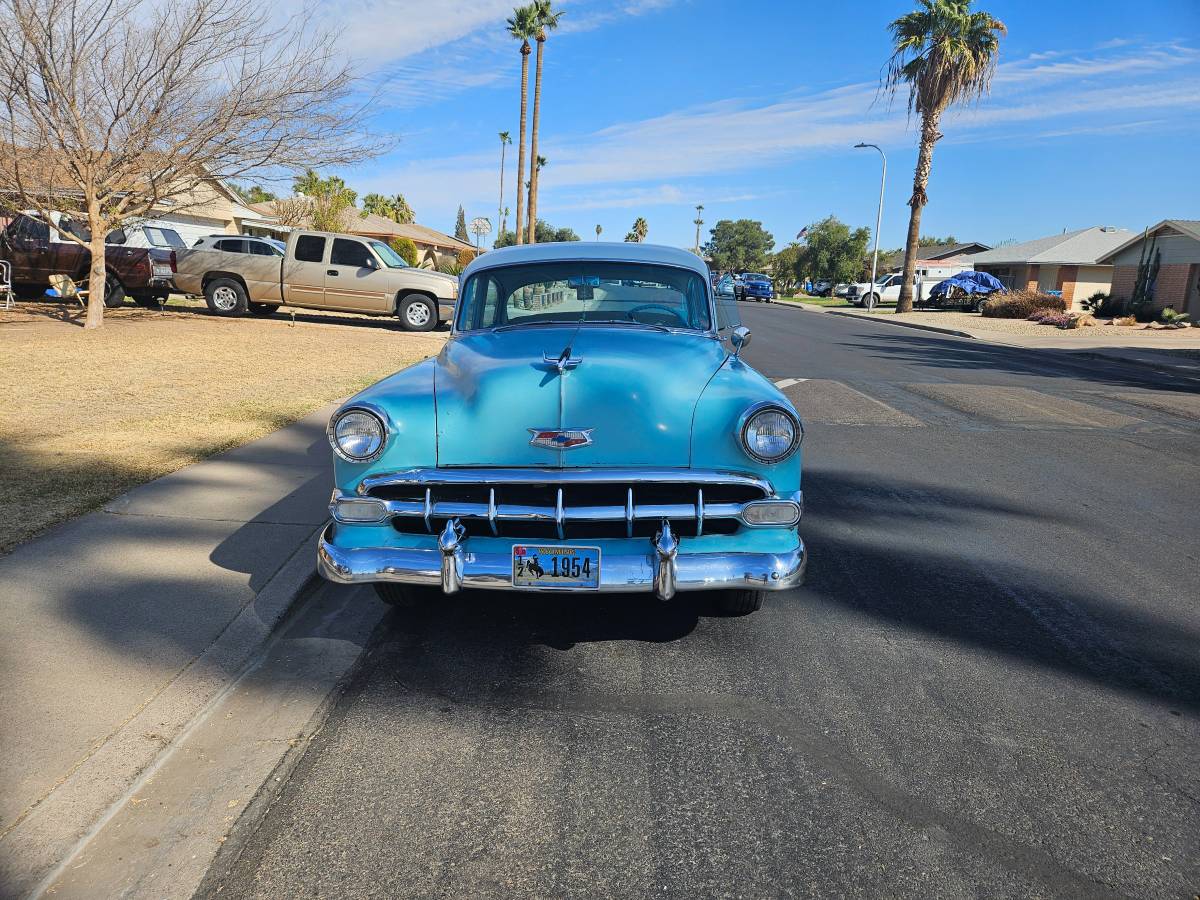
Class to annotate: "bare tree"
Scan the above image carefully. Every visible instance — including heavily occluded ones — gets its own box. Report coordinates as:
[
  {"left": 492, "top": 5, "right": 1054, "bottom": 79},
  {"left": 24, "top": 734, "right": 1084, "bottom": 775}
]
[{"left": 0, "top": 0, "right": 383, "bottom": 327}]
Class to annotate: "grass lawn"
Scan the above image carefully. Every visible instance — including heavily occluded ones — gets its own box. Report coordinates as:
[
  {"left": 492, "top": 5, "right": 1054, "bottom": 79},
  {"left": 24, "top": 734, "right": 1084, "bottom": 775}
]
[{"left": 0, "top": 300, "right": 446, "bottom": 554}]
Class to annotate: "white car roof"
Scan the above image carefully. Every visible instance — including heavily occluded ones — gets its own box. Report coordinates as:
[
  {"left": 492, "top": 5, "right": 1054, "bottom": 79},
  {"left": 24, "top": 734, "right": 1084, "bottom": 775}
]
[{"left": 463, "top": 241, "right": 709, "bottom": 280}]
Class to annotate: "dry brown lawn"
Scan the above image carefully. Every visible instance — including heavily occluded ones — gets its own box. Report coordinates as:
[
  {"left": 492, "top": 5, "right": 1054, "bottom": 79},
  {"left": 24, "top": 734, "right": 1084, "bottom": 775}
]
[{"left": 0, "top": 300, "right": 446, "bottom": 554}]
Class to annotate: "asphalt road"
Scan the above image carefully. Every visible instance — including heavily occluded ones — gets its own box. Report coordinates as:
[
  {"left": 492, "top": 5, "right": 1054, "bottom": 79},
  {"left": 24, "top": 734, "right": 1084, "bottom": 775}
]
[{"left": 204, "top": 305, "right": 1200, "bottom": 899}]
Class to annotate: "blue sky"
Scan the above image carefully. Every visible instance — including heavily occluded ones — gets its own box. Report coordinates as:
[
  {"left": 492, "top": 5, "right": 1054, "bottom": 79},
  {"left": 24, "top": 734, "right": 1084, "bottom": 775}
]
[{"left": 319, "top": 0, "right": 1200, "bottom": 251}]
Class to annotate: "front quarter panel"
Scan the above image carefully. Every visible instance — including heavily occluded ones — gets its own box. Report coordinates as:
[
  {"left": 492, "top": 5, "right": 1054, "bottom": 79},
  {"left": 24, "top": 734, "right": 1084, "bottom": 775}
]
[
  {"left": 690, "top": 357, "right": 801, "bottom": 497},
  {"left": 331, "top": 358, "right": 438, "bottom": 493}
]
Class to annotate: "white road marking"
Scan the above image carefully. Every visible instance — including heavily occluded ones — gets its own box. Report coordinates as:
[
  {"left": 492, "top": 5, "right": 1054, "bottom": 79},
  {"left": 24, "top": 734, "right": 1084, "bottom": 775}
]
[{"left": 774, "top": 378, "right": 807, "bottom": 388}]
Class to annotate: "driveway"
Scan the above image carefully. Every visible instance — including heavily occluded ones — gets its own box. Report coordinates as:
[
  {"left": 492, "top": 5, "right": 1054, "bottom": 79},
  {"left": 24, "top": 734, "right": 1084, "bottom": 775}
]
[{"left": 202, "top": 305, "right": 1200, "bottom": 899}]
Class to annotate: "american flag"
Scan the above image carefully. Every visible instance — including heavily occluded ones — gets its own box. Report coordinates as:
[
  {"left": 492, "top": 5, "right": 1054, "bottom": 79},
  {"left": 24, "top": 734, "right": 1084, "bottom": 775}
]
[{"left": 796, "top": 227, "right": 808, "bottom": 240}]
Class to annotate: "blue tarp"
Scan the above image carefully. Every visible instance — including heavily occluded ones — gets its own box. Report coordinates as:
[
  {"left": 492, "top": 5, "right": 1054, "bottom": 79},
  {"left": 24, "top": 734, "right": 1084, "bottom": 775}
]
[{"left": 929, "top": 270, "right": 1006, "bottom": 298}]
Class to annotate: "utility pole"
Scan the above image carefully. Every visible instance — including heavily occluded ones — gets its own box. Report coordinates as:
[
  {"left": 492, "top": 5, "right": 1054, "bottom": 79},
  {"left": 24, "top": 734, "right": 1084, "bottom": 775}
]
[{"left": 693, "top": 204, "right": 704, "bottom": 254}]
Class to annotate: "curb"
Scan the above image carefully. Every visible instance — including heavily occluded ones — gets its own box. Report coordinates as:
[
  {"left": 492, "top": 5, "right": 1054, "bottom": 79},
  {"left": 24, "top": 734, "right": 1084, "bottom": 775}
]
[
  {"left": 826, "top": 309, "right": 976, "bottom": 339},
  {"left": 1075, "top": 348, "right": 1200, "bottom": 380},
  {"left": 1, "top": 527, "right": 324, "bottom": 899}
]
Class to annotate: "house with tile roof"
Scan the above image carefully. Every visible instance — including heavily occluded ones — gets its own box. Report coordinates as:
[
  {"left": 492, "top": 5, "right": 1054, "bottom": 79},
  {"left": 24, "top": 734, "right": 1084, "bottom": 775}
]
[
  {"left": 1096, "top": 220, "right": 1200, "bottom": 316},
  {"left": 971, "top": 226, "right": 1133, "bottom": 309}
]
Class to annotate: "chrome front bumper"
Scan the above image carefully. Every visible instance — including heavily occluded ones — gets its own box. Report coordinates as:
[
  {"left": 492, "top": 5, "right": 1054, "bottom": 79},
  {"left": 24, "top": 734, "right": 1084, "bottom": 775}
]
[{"left": 317, "top": 523, "right": 806, "bottom": 600}]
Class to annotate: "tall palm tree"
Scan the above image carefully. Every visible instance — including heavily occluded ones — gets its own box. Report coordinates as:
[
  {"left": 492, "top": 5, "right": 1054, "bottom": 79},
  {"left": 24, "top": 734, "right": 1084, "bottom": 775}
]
[
  {"left": 391, "top": 193, "right": 415, "bottom": 224},
  {"left": 595, "top": 224, "right": 602, "bottom": 240},
  {"left": 624, "top": 217, "right": 648, "bottom": 242},
  {"left": 361, "top": 193, "right": 392, "bottom": 218},
  {"left": 526, "top": 0, "right": 564, "bottom": 243},
  {"left": 884, "top": 0, "right": 1005, "bottom": 313},
  {"left": 497, "top": 131, "right": 511, "bottom": 241},
  {"left": 507, "top": 6, "right": 537, "bottom": 245}
]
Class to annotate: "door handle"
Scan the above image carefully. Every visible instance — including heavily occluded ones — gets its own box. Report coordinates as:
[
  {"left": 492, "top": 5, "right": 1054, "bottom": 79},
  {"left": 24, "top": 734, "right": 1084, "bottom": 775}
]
[{"left": 327, "top": 269, "right": 338, "bottom": 276}]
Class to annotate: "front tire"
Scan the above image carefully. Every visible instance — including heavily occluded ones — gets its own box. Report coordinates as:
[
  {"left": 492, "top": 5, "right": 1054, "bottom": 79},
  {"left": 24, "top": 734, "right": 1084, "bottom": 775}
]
[
  {"left": 397, "top": 294, "right": 437, "bottom": 331},
  {"left": 205, "top": 278, "right": 248, "bottom": 317},
  {"left": 717, "top": 589, "right": 765, "bottom": 615}
]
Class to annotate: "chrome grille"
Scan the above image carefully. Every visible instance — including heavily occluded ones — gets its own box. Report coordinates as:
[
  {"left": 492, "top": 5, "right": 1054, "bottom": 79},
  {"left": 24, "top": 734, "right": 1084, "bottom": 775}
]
[{"left": 357, "top": 468, "right": 772, "bottom": 540}]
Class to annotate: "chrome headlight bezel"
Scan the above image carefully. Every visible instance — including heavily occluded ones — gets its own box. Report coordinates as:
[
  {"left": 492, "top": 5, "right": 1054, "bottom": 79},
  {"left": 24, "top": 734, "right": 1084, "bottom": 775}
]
[
  {"left": 327, "top": 405, "right": 389, "bottom": 463},
  {"left": 737, "top": 402, "right": 802, "bottom": 464}
]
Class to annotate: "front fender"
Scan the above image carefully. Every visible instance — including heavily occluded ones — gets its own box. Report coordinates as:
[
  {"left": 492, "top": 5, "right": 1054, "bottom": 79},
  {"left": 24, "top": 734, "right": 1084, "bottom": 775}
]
[
  {"left": 690, "top": 357, "right": 801, "bottom": 496},
  {"left": 331, "top": 358, "right": 438, "bottom": 492}
]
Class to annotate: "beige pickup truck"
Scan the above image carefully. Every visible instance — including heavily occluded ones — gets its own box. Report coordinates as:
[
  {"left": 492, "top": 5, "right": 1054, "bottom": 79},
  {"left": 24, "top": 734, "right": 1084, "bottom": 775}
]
[{"left": 173, "top": 230, "right": 457, "bottom": 331}]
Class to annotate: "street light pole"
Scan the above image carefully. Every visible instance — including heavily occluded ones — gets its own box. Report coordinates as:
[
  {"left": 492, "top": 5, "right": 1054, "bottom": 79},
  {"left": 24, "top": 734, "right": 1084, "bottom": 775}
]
[{"left": 854, "top": 142, "right": 886, "bottom": 311}]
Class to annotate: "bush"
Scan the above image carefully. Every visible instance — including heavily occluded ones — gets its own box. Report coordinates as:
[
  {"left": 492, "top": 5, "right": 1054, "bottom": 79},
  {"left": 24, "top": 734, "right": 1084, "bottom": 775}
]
[
  {"left": 456, "top": 248, "right": 476, "bottom": 268},
  {"left": 981, "top": 289, "right": 1067, "bottom": 319},
  {"left": 1081, "top": 291, "right": 1124, "bottom": 317},
  {"left": 1161, "top": 307, "right": 1190, "bottom": 325},
  {"left": 390, "top": 236, "right": 418, "bottom": 266},
  {"left": 1113, "top": 315, "right": 1137, "bottom": 327}
]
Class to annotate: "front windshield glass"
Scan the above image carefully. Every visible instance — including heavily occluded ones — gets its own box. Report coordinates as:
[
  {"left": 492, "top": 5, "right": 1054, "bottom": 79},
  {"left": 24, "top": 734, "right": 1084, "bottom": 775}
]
[
  {"left": 370, "top": 241, "right": 410, "bottom": 268},
  {"left": 457, "top": 261, "right": 712, "bottom": 331},
  {"left": 745, "top": 273, "right": 768, "bottom": 280}
]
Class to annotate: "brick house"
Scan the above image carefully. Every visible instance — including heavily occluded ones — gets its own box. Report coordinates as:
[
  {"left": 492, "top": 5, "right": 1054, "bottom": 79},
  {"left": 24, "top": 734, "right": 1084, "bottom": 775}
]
[
  {"left": 970, "top": 226, "right": 1132, "bottom": 309},
  {"left": 1097, "top": 220, "right": 1200, "bottom": 316}
]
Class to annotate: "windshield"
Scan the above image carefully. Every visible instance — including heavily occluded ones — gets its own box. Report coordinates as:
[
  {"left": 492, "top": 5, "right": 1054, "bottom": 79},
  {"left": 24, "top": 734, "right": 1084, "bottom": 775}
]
[
  {"left": 144, "top": 226, "right": 186, "bottom": 249},
  {"left": 369, "top": 241, "right": 410, "bottom": 268},
  {"left": 744, "top": 273, "right": 768, "bottom": 280},
  {"left": 456, "top": 261, "right": 712, "bottom": 331}
]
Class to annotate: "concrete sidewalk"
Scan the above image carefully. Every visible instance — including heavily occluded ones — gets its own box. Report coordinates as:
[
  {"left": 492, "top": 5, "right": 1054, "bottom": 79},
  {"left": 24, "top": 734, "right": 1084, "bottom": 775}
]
[{"left": 0, "top": 405, "right": 336, "bottom": 895}]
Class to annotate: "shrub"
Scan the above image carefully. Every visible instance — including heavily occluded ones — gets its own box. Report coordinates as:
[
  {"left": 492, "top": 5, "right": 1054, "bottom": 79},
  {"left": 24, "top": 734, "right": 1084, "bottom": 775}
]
[
  {"left": 390, "top": 236, "right": 418, "bottom": 266},
  {"left": 1038, "top": 313, "right": 1073, "bottom": 328},
  {"left": 456, "top": 248, "right": 476, "bottom": 268},
  {"left": 1081, "top": 291, "right": 1124, "bottom": 317},
  {"left": 1113, "top": 315, "right": 1137, "bottom": 326},
  {"left": 981, "top": 289, "right": 1067, "bottom": 319},
  {"left": 1064, "top": 313, "right": 1097, "bottom": 329},
  {"left": 1161, "top": 307, "right": 1191, "bottom": 325}
]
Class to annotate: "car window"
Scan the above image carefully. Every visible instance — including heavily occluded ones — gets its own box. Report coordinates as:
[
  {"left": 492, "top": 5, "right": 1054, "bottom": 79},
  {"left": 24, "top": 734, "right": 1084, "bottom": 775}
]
[
  {"left": 106, "top": 229, "right": 127, "bottom": 245},
  {"left": 12, "top": 215, "right": 51, "bottom": 243},
  {"left": 59, "top": 216, "right": 91, "bottom": 241},
  {"left": 294, "top": 235, "right": 326, "bottom": 263},
  {"left": 331, "top": 238, "right": 374, "bottom": 268},
  {"left": 215, "top": 239, "right": 250, "bottom": 254},
  {"left": 144, "top": 227, "right": 185, "bottom": 249},
  {"left": 458, "top": 261, "right": 712, "bottom": 332},
  {"left": 248, "top": 240, "right": 281, "bottom": 257}
]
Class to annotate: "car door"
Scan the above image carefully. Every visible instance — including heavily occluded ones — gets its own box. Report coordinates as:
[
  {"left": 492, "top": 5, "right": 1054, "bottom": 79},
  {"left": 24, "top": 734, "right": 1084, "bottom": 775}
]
[
  {"left": 5, "top": 214, "right": 53, "bottom": 286},
  {"left": 881, "top": 274, "right": 902, "bottom": 301},
  {"left": 244, "top": 239, "right": 285, "bottom": 303},
  {"left": 50, "top": 214, "right": 92, "bottom": 282},
  {"left": 282, "top": 234, "right": 329, "bottom": 309},
  {"left": 322, "top": 237, "right": 390, "bottom": 312}
]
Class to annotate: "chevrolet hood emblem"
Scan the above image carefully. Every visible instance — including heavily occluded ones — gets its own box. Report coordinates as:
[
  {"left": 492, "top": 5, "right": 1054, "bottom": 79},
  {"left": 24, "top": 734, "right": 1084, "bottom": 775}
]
[{"left": 529, "top": 428, "right": 594, "bottom": 450}]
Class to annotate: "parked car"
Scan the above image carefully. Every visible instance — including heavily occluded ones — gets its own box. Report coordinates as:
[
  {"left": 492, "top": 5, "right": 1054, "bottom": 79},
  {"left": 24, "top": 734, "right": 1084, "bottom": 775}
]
[
  {"left": 809, "top": 280, "right": 832, "bottom": 297},
  {"left": 317, "top": 242, "right": 807, "bottom": 615},
  {"left": 173, "top": 230, "right": 457, "bottom": 330},
  {"left": 847, "top": 271, "right": 921, "bottom": 307},
  {"left": 0, "top": 211, "right": 177, "bottom": 307},
  {"left": 739, "top": 272, "right": 774, "bottom": 302},
  {"left": 714, "top": 272, "right": 741, "bottom": 302}
]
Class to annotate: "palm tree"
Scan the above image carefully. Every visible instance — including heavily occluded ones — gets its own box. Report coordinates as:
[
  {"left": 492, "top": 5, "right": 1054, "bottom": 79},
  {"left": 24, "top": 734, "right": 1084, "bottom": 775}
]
[
  {"left": 884, "top": 0, "right": 1005, "bottom": 313},
  {"left": 497, "top": 131, "right": 511, "bottom": 241},
  {"left": 507, "top": 6, "right": 537, "bottom": 244},
  {"left": 624, "top": 217, "right": 648, "bottom": 243},
  {"left": 526, "top": 0, "right": 564, "bottom": 243},
  {"left": 391, "top": 194, "right": 415, "bottom": 224},
  {"left": 595, "top": 224, "right": 602, "bottom": 240},
  {"left": 361, "top": 193, "right": 392, "bottom": 218}
]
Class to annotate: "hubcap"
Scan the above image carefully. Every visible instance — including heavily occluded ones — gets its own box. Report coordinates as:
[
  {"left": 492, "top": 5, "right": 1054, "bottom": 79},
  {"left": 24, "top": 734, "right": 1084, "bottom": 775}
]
[
  {"left": 406, "top": 301, "right": 431, "bottom": 327},
  {"left": 212, "top": 286, "right": 237, "bottom": 311}
]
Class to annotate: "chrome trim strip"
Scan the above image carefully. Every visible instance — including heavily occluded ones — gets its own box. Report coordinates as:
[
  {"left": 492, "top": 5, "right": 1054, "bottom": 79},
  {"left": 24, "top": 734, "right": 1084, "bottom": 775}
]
[
  {"left": 555, "top": 488, "right": 564, "bottom": 540},
  {"left": 625, "top": 488, "right": 633, "bottom": 538},
  {"left": 318, "top": 525, "right": 806, "bottom": 594},
  {"left": 358, "top": 467, "right": 774, "bottom": 496},
  {"left": 488, "top": 488, "right": 497, "bottom": 536},
  {"left": 696, "top": 488, "right": 704, "bottom": 538}
]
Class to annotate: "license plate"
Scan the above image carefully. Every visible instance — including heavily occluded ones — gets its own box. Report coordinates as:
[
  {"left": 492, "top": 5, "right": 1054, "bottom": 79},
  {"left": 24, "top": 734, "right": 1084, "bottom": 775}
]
[{"left": 512, "top": 544, "right": 600, "bottom": 590}]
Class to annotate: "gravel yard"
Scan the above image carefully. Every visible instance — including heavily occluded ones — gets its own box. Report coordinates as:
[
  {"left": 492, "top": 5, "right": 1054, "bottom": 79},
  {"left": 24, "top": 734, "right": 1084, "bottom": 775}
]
[
  {"left": 1, "top": 301, "right": 446, "bottom": 554},
  {"left": 833, "top": 307, "right": 1200, "bottom": 341}
]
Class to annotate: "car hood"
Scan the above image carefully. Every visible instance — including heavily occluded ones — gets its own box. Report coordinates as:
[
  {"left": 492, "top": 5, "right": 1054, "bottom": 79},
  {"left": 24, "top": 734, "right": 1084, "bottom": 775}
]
[{"left": 435, "top": 326, "right": 728, "bottom": 467}]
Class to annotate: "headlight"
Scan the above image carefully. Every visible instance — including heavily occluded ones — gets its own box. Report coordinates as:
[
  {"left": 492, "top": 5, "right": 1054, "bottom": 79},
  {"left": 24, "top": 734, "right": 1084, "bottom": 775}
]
[
  {"left": 739, "top": 404, "right": 801, "bottom": 463},
  {"left": 328, "top": 408, "right": 387, "bottom": 462}
]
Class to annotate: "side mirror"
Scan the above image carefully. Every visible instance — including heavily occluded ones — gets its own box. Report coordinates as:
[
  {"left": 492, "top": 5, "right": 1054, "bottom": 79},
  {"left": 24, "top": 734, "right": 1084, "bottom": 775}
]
[{"left": 730, "top": 325, "right": 751, "bottom": 357}]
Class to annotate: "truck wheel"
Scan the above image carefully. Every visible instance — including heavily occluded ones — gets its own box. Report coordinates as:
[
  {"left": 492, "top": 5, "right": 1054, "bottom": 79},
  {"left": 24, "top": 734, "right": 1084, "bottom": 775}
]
[
  {"left": 205, "top": 278, "right": 248, "bottom": 317},
  {"left": 103, "top": 276, "right": 126, "bottom": 308},
  {"left": 397, "top": 294, "right": 437, "bottom": 331},
  {"left": 717, "top": 589, "right": 765, "bottom": 615},
  {"left": 247, "top": 301, "right": 278, "bottom": 317},
  {"left": 374, "top": 583, "right": 436, "bottom": 607}
]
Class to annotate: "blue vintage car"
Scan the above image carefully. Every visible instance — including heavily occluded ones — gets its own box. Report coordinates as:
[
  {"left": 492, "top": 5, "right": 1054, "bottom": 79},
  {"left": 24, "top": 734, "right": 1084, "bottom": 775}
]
[{"left": 317, "top": 242, "right": 806, "bottom": 614}]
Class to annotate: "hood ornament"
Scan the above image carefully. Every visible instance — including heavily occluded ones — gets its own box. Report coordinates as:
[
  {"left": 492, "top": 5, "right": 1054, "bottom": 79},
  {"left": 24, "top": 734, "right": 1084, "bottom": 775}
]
[
  {"left": 541, "top": 350, "right": 582, "bottom": 372},
  {"left": 529, "top": 428, "right": 594, "bottom": 450}
]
